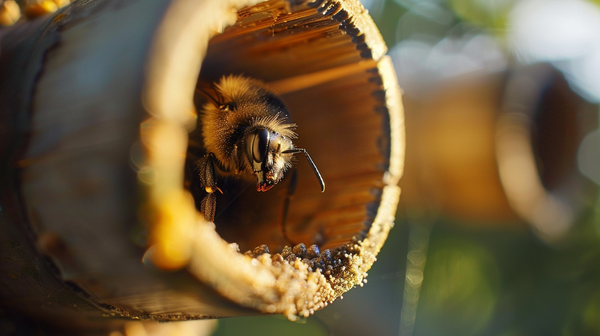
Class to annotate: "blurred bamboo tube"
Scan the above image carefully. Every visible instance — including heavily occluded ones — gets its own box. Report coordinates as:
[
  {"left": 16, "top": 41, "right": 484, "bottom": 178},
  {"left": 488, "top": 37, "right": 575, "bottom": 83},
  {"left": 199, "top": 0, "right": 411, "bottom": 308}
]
[
  {"left": 400, "top": 64, "right": 596, "bottom": 239},
  {"left": 495, "top": 64, "right": 596, "bottom": 241},
  {"left": 0, "top": 0, "right": 403, "bottom": 333}
]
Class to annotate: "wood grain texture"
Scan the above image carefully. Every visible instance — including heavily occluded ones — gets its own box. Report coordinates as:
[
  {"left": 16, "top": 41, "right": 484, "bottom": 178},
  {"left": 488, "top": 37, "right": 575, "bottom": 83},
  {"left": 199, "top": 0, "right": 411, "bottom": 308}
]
[{"left": 0, "top": 0, "right": 404, "bottom": 329}]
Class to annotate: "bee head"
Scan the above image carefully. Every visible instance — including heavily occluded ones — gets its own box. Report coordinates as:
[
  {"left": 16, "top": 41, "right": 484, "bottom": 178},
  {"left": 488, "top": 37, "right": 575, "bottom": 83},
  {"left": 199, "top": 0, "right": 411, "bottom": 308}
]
[
  {"left": 245, "top": 127, "right": 294, "bottom": 192},
  {"left": 244, "top": 127, "right": 325, "bottom": 193},
  {"left": 198, "top": 75, "right": 325, "bottom": 193}
]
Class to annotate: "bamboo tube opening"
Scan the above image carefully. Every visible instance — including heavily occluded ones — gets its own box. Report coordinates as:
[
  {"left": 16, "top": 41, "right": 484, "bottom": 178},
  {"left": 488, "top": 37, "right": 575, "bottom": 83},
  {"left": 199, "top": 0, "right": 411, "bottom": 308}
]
[
  {"left": 145, "top": 0, "right": 404, "bottom": 318},
  {"left": 495, "top": 64, "right": 594, "bottom": 242},
  {"left": 188, "top": 0, "right": 391, "bottom": 253}
]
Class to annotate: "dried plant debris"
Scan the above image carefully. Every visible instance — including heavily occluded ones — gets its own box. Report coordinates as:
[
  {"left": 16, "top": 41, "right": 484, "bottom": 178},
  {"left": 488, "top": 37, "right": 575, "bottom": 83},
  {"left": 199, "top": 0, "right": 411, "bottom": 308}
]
[{"left": 242, "top": 238, "right": 372, "bottom": 318}]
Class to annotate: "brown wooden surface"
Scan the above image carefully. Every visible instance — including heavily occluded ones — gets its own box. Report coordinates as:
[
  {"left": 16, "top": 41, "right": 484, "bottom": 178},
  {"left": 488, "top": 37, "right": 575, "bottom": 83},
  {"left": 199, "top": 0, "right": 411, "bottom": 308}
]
[{"left": 0, "top": 0, "right": 404, "bottom": 330}]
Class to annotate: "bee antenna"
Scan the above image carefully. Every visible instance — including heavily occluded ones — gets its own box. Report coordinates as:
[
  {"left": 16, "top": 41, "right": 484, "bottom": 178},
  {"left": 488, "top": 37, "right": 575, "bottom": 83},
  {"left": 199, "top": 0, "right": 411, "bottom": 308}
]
[{"left": 283, "top": 148, "right": 325, "bottom": 192}]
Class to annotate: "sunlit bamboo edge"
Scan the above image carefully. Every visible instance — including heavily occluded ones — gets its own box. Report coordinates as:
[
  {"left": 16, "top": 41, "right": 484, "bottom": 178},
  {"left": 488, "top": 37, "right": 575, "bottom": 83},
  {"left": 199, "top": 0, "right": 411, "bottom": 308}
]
[{"left": 142, "top": 0, "right": 404, "bottom": 319}]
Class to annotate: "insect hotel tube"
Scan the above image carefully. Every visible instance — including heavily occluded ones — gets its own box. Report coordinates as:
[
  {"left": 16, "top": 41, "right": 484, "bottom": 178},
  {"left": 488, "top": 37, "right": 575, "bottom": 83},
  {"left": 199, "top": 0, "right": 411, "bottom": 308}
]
[
  {"left": 400, "top": 63, "right": 596, "bottom": 241},
  {"left": 0, "top": 0, "right": 404, "bottom": 331}
]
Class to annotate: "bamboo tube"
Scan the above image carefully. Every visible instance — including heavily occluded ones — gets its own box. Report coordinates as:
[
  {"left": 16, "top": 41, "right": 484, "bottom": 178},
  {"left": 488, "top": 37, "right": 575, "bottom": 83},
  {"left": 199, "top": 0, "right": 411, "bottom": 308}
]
[
  {"left": 0, "top": 0, "right": 404, "bottom": 332},
  {"left": 399, "top": 63, "right": 595, "bottom": 241}
]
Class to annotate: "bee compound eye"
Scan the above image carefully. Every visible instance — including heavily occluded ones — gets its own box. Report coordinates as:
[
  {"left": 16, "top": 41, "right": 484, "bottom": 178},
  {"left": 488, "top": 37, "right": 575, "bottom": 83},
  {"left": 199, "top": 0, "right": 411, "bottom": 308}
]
[{"left": 252, "top": 128, "right": 270, "bottom": 163}]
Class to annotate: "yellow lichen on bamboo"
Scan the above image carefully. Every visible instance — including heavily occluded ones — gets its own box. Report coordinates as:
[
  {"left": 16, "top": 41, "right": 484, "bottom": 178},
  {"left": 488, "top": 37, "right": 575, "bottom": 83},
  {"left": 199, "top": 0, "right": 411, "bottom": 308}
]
[{"left": 0, "top": 0, "right": 20, "bottom": 26}]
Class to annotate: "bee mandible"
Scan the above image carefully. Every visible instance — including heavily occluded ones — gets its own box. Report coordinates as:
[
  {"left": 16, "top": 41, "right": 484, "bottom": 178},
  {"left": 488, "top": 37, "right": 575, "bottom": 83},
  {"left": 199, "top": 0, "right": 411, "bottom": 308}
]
[{"left": 193, "top": 75, "right": 325, "bottom": 222}]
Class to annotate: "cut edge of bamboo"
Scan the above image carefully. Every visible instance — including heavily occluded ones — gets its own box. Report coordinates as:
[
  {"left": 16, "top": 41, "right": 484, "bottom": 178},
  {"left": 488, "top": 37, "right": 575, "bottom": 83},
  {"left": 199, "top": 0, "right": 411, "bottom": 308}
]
[{"left": 142, "top": 0, "right": 402, "bottom": 320}]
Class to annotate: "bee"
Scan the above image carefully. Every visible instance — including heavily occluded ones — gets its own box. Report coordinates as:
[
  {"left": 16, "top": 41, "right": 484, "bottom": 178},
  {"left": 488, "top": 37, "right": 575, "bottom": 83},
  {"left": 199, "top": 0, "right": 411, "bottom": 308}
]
[{"left": 189, "top": 75, "right": 325, "bottom": 222}]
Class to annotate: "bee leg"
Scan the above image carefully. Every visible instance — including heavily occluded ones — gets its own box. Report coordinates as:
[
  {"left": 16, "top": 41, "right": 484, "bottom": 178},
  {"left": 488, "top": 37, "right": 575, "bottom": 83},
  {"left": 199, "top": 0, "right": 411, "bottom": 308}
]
[
  {"left": 200, "top": 193, "right": 217, "bottom": 222},
  {"left": 198, "top": 153, "right": 221, "bottom": 222}
]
